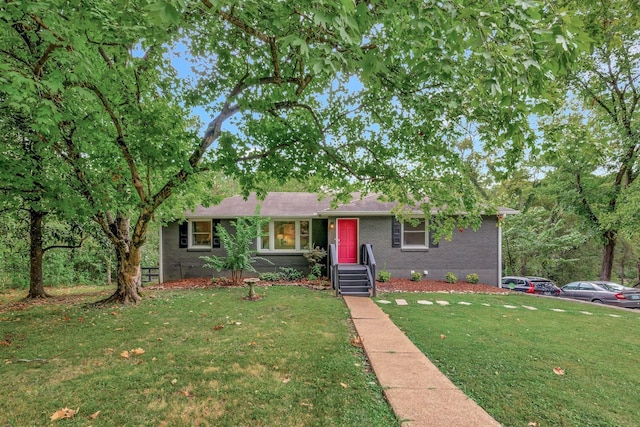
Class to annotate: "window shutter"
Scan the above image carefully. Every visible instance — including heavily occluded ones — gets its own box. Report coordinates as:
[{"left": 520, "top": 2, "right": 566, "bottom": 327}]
[
  {"left": 212, "top": 219, "right": 221, "bottom": 248},
  {"left": 179, "top": 222, "right": 188, "bottom": 248},
  {"left": 429, "top": 228, "right": 439, "bottom": 248},
  {"left": 391, "top": 218, "right": 401, "bottom": 248}
]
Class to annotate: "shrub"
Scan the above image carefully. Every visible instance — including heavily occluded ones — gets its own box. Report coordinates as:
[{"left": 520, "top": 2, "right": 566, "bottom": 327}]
[
  {"left": 200, "top": 215, "right": 272, "bottom": 286},
  {"left": 410, "top": 271, "right": 422, "bottom": 281},
  {"left": 466, "top": 273, "right": 480, "bottom": 284},
  {"left": 303, "top": 244, "right": 327, "bottom": 276},
  {"left": 445, "top": 272, "right": 458, "bottom": 283},
  {"left": 377, "top": 270, "right": 391, "bottom": 282},
  {"left": 259, "top": 272, "right": 283, "bottom": 282},
  {"left": 278, "top": 267, "right": 304, "bottom": 281},
  {"left": 307, "top": 264, "right": 322, "bottom": 280}
]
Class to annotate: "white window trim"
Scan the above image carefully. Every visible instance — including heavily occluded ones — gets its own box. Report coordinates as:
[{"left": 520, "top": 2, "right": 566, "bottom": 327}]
[
  {"left": 401, "top": 218, "right": 428, "bottom": 249},
  {"left": 189, "top": 220, "right": 213, "bottom": 249},
  {"left": 258, "top": 219, "right": 311, "bottom": 253}
]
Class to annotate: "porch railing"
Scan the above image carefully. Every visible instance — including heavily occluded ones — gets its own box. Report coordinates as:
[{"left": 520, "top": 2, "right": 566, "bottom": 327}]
[
  {"left": 329, "top": 243, "right": 339, "bottom": 292},
  {"left": 329, "top": 243, "right": 376, "bottom": 297},
  {"left": 361, "top": 243, "right": 377, "bottom": 297}
]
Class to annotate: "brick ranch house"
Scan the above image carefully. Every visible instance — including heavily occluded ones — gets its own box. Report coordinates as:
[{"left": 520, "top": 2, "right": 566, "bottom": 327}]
[{"left": 159, "top": 192, "right": 515, "bottom": 294}]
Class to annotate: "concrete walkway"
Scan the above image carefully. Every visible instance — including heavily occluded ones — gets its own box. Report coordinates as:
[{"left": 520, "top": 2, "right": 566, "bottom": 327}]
[{"left": 344, "top": 296, "right": 501, "bottom": 427}]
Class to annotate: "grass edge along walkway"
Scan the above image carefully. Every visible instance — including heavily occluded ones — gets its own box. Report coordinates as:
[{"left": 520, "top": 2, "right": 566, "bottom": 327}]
[{"left": 345, "top": 296, "right": 500, "bottom": 427}]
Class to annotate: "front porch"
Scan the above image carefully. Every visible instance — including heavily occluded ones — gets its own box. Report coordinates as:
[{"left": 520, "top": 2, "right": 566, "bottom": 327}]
[{"left": 329, "top": 243, "right": 377, "bottom": 297}]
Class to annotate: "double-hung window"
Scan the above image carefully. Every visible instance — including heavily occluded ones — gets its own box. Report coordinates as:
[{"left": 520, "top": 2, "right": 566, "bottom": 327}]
[
  {"left": 260, "top": 219, "right": 310, "bottom": 252},
  {"left": 191, "top": 220, "right": 212, "bottom": 247},
  {"left": 187, "top": 220, "right": 220, "bottom": 249},
  {"left": 402, "top": 218, "right": 428, "bottom": 249}
]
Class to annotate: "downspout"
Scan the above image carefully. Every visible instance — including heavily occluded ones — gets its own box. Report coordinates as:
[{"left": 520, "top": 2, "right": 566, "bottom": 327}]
[{"left": 158, "top": 224, "right": 164, "bottom": 283}]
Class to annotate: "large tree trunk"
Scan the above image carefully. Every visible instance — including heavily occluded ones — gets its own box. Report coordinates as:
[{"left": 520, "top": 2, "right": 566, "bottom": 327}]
[
  {"left": 599, "top": 229, "right": 616, "bottom": 281},
  {"left": 94, "top": 215, "right": 144, "bottom": 304},
  {"left": 97, "top": 245, "right": 142, "bottom": 304},
  {"left": 26, "top": 209, "right": 50, "bottom": 299}
]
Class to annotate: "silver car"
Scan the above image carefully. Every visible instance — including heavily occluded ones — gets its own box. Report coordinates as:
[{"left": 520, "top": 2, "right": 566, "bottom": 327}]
[{"left": 560, "top": 281, "right": 640, "bottom": 308}]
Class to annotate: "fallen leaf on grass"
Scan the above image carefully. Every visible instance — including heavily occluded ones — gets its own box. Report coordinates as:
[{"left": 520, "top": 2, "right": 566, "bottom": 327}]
[
  {"left": 88, "top": 411, "right": 100, "bottom": 420},
  {"left": 213, "top": 325, "right": 224, "bottom": 331},
  {"left": 171, "top": 379, "right": 178, "bottom": 385},
  {"left": 282, "top": 378, "right": 290, "bottom": 384},
  {"left": 120, "top": 350, "right": 130, "bottom": 359},
  {"left": 553, "top": 367, "right": 565, "bottom": 376},
  {"left": 50, "top": 407, "right": 79, "bottom": 421},
  {"left": 248, "top": 341, "right": 257, "bottom": 346},
  {"left": 131, "top": 348, "right": 145, "bottom": 355},
  {"left": 440, "top": 334, "right": 446, "bottom": 339},
  {"left": 114, "top": 327, "right": 125, "bottom": 331},
  {"left": 528, "top": 422, "right": 539, "bottom": 426},
  {"left": 178, "top": 389, "right": 195, "bottom": 398},
  {"left": 350, "top": 336, "right": 363, "bottom": 348},
  {"left": 340, "top": 382, "right": 349, "bottom": 388}
]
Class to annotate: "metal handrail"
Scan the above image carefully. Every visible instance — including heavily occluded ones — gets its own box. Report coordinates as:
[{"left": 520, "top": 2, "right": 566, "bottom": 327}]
[
  {"left": 329, "top": 244, "right": 339, "bottom": 296},
  {"left": 361, "top": 244, "right": 377, "bottom": 297}
]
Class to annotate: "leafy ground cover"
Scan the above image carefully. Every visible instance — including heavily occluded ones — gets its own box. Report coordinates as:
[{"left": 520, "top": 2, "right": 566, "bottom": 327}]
[
  {"left": 377, "top": 292, "right": 640, "bottom": 427},
  {"left": 0, "top": 286, "right": 396, "bottom": 426}
]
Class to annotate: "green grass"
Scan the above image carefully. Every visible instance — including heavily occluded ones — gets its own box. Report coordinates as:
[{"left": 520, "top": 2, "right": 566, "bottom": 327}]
[
  {"left": 0, "top": 286, "right": 397, "bottom": 426},
  {"left": 377, "top": 292, "right": 640, "bottom": 427}
]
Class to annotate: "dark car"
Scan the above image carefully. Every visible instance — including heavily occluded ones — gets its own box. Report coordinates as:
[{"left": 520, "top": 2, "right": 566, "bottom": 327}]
[
  {"left": 559, "top": 281, "right": 640, "bottom": 308},
  {"left": 501, "top": 276, "right": 561, "bottom": 296}
]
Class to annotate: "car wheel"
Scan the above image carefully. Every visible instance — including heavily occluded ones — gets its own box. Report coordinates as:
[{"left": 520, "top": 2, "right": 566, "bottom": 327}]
[{"left": 592, "top": 299, "right": 604, "bottom": 304}]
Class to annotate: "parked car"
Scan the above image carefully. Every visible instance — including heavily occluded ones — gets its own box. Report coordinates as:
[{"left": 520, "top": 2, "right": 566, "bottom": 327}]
[
  {"left": 501, "top": 276, "right": 561, "bottom": 296},
  {"left": 559, "top": 281, "right": 640, "bottom": 308}
]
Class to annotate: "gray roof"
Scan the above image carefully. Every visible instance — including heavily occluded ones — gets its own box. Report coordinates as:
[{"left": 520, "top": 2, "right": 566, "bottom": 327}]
[
  {"left": 187, "top": 192, "right": 518, "bottom": 218},
  {"left": 187, "top": 193, "right": 331, "bottom": 218}
]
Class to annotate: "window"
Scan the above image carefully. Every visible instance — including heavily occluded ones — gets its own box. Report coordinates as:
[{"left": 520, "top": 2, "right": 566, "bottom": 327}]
[
  {"left": 402, "top": 219, "right": 427, "bottom": 248},
  {"left": 191, "top": 220, "right": 212, "bottom": 247},
  {"left": 392, "top": 217, "right": 436, "bottom": 249},
  {"left": 188, "top": 220, "right": 220, "bottom": 249},
  {"left": 259, "top": 220, "right": 310, "bottom": 252}
]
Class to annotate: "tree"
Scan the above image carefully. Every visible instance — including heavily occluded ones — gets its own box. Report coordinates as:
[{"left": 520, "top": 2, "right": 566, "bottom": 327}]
[
  {"left": 545, "top": 0, "right": 640, "bottom": 280},
  {"left": 1, "top": 0, "right": 586, "bottom": 304},
  {"left": 502, "top": 206, "right": 587, "bottom": 280},
  {"left": 0, "top": 110, "right": 89, "bottom": 298}
]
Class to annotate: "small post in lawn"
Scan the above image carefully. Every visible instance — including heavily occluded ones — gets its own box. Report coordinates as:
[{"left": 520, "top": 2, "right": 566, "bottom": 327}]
[{"left": 243, "top": 277, "right": 261, "bottom": 301}]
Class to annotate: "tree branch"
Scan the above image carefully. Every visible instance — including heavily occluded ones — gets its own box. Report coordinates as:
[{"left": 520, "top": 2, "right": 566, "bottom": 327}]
[
  {"left": 33, "top": 43, "right": 61, "bottom": 77},
  {"left": 69, "top": 82, "right": 147, "bottom": 204}
]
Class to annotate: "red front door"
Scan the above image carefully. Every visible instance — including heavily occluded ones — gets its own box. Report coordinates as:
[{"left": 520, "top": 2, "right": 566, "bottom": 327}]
[{"left": 337, "top": 219, "right": 358, "bottom": 263}]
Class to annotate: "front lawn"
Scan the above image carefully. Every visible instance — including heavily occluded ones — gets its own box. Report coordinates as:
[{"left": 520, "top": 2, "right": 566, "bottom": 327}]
[
  {"left": 0, "top": 286, "right": 397, "bottom": 426},
  {"left": 377, "top": 292, "right": 640, "bottom": 426}
]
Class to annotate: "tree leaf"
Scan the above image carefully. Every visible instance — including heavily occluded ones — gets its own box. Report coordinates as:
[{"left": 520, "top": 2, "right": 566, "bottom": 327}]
[{"left": 50, "top": 407, "right": 78, "bottom": 421}]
